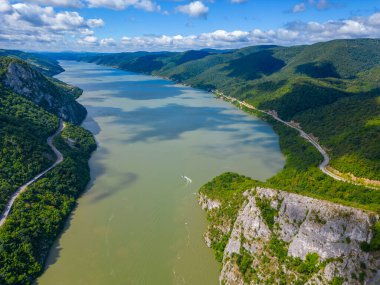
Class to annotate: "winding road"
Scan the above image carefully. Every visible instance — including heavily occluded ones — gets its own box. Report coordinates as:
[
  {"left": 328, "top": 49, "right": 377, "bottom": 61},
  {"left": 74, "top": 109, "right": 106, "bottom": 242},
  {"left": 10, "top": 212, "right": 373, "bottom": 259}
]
[
  {"left": 218, "top": 93, "right": 379, "bottom": 189},
  {"left": 0, "top": 120, "right": 65, "bottom": 227}
]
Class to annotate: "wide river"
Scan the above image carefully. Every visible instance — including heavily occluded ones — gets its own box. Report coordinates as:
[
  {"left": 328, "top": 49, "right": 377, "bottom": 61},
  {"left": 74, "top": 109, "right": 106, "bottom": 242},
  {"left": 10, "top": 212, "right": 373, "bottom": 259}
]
[{"left": 37, "top": 61, "right": 284, "bottom": 285}]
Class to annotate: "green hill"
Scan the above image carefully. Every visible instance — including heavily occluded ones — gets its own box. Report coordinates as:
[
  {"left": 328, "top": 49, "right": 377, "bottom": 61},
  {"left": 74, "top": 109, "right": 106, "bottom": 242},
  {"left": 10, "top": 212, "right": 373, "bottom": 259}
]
[
  {"left": 0, "top": 49, "right": 64, "bottom": 76},
  {"left": 71, "top": 38, "right": 380, "bottom": 180}
]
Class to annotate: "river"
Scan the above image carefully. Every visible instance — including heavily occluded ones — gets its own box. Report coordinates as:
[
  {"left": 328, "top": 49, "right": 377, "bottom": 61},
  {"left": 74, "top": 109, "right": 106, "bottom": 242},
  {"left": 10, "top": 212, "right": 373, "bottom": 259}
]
[{"left": 36, "top": 61, "right": 285, "bottom": 285}]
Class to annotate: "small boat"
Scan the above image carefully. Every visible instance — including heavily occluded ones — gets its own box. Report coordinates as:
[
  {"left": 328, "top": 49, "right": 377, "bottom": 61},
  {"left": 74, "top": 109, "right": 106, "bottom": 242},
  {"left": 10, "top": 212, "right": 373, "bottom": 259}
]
[{"left": 181, "top": 175, "right": 192, "bottom": 184}]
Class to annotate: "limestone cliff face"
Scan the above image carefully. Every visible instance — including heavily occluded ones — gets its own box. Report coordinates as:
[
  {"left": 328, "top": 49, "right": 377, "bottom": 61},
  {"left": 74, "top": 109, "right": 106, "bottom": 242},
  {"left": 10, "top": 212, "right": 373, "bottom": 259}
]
[
  {"left": 1, "top": 60, "right": 86, "bottom": 124},
  {"left": 200, "top": 187, "right": 380, "bottom": 285}
]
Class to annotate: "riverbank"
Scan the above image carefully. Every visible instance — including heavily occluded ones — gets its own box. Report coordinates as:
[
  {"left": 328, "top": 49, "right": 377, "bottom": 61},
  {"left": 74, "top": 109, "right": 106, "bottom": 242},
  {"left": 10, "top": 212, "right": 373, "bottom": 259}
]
[
  {"left": 0, "top": 123, "right": 96, "bottom": 285},
  {"left": 0, "top": 57, "right": 97, "bottom": 284},
  {"left": 74, "top": 59, "right": 380, "bottom": 212},
  {"left": 199, "top": 175, "right": 380, "bottom": 284},
  {"left": 215, "top": 91, "right": 380, "bottom": 190}
]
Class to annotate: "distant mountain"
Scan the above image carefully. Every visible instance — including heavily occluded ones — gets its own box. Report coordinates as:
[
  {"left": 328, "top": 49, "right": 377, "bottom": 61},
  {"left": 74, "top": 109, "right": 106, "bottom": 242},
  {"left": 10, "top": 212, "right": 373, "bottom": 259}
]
[
  {"left": 0, "top": 49, "right": 64, "bottom": 76},
  {"left": 54, "top": 38, "right": 379, "bottom": 180}
]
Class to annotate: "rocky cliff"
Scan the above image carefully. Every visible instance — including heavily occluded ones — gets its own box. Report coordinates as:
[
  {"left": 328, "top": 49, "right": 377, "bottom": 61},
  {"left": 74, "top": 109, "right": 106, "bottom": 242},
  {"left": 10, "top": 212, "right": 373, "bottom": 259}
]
[
  {"left": 200, "top": 186, "right": 380, "bottom": 285},
  {"left": 0, "top": 58, "right": 86, "bottom": 124}
]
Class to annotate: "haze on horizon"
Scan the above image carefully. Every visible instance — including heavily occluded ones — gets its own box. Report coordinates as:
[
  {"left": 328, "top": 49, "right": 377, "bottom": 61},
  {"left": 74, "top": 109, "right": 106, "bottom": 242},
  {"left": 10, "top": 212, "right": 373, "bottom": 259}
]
[{"left": 1, "top": 0, "right": 380, "bottom": 52}]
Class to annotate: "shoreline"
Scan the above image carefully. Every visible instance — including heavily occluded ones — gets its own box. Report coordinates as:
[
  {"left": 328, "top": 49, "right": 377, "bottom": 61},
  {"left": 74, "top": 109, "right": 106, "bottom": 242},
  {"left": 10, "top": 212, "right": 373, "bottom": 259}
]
[{"left": 75, "top": 59, "right": 379, "bottom": 190}]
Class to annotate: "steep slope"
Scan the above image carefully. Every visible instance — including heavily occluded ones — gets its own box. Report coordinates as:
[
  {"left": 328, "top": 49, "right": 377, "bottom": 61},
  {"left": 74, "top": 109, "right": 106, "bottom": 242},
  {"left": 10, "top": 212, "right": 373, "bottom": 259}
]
[
  {"left": 199, "top": 177, "right": 380, "bottom": 285},
  {"left": 0, "top": 55, "right": 96, "bottom": 284},
  {"left": 0, "top": 85, "right": 58, "bottom": 214},
  {"left": 0, "top": 57, "right": 86, "bottom": 124}
]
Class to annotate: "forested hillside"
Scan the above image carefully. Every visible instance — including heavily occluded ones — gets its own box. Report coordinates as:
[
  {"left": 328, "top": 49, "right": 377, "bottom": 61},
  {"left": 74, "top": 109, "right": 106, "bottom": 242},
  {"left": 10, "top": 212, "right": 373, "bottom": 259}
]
[
  {"left": 0, "top": 85, "right": 58, "bottom": 214},
  {"left": 70, "top": 39, "right": 380, "bottom": 181},
  {"left": 0, "top": 55, "right": 96, "bottom": 284},
  {"left": 0, "top": 57, "right": 86, "bottom": 124}
]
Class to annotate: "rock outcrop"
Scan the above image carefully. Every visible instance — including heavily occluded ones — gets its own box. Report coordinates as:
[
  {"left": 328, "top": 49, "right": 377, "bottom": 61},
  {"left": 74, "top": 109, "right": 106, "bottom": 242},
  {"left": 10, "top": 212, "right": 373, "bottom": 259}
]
[
  {"left": 1, "top": 59, "right": 86, "bottom": 124},
  {"left": 200, "top": 187, "right": 380, "bottom": 285}
]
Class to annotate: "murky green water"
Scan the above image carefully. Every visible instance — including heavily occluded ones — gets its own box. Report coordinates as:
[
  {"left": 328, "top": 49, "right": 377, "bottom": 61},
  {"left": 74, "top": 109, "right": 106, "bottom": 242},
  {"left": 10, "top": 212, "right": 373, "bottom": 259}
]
[{"left": 37, "top": 61, "right": 284, "bottom": 285}]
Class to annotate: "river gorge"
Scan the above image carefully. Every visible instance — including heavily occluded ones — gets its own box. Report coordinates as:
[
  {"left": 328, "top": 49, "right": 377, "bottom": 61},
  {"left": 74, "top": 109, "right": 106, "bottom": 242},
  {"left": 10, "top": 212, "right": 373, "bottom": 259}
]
[{"left": 36, "top": 61, "right": 285, "bottom": 285}]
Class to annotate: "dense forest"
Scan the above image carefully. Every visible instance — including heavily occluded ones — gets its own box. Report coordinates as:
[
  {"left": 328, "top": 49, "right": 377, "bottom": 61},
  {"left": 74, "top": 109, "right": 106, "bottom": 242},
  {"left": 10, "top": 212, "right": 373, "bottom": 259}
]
[
  {"left": 0, "top": 54, "right": 96, "bottom": 284},
  {"left": 0, "top": 85, "right": 58, "bottom": 214},
  {"left": 61, "top": 39, "right": 379, "bottom": 181},
  {"left": 0, "top": 124, "right": 96, "bottom": 284}
]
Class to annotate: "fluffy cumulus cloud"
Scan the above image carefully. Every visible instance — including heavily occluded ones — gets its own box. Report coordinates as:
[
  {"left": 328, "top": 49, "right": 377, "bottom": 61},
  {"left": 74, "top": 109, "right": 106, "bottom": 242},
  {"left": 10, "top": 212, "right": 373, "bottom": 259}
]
[
  {"left": 81, "top": 35, "right": 97, "bottom": 43},
  {"left": 100, "top": 37, "right": 116, "bottom": 46},
  {"left": 176, "top": 1, "right": 208, "bottom": 18},
  {"left": 291, "top": 0, "right": 333, "bottom": 13},
  {"left": 293, "top": 3, "right": 305, "bottom": 13},
  {"left": 0, "top": 0, "right": 105, "bottom": 50},
  {"left": 2, "top": 0, "right": 380, "bottom": 52},
  {"left": 87, "top": 0, "right": 160, "bottom": 11},
  {"left": 87, "top": 18, "right": 104, "bottom": 27},
  {"left": 9, "top": 0, "right": 161, "bottom": 10},
  {"left": 17, "top": 0, "right": 85, "bottom": 8},
  {"left": 0, "top": 1, "right": 12, "bottom": 12},
  {"left": 118, "top": 13, "right": 380, "bottom": 51}
]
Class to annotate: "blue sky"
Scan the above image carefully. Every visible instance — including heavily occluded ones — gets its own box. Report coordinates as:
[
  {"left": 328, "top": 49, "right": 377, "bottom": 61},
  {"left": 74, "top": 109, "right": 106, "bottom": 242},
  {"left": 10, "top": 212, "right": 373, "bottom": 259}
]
[{"left": 1, "top": 0, "right": 380, "bottom": 51}]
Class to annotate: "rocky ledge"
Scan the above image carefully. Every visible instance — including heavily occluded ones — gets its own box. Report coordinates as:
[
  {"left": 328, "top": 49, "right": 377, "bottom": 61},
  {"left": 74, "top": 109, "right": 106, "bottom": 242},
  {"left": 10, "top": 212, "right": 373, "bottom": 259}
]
[
  {"left": 2, "top": 60, "right": 86, "bottom": 124},
  {"left": 200, "top": 187, "right": 380, "bottom": 285}
]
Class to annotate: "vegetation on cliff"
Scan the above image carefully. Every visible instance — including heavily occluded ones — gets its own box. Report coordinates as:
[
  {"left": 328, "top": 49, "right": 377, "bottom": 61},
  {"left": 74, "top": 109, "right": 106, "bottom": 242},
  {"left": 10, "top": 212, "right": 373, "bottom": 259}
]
[
  {"left": 0, "top": 55, "right": 96, "bottom": 284},
  {"left": 0, "top": 57, "right": 86, "bottom": 124},
  {"left": 0, "top": 124, "right": 96, "bottom": 285},
  {"left": 0, "top": 85, "right": 58, "bottom": 214}
]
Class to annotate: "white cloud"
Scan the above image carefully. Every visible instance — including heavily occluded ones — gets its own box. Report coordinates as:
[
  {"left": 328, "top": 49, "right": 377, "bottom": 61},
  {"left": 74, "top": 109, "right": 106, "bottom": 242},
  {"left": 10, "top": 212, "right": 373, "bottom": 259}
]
[
  {"left": 0, "top": 0, "right": 11, "bottom": 12},
  {"left": 100, "top": 37, "right": 116, "bottom": 46},
  {"left": 368, "top": 13, "right": 380, "bottom": 26},
  {"left": 83, "top": 35, "right": 97, "bottom": 43},
  {"left": 291, "top": 0, "right": 333, "bottom": 13},
  {"left": 116, "top": 13, "right": 380, "bottom": 51},
  {"left": 293, "top": 3, "right": 305, "bottom": 13},
  {"left": 176, "top": 1, "right": 208, "bottom": 18},
  {"left": 87, "top": 0, "right": 160, "bottom": 11},
  {"left": 2, "top": 3, "right": 380, "bottom": 52},
  {"left": 87, "top": 18, "right": 104, "bottom": 27},
  {"left": 80, "top": 28, "right": 95, "bottom": 35},
  {"left": 0, "top": 2, "right": 105, "bottom": 50},
  {"left": 19, "top": 0, "right": 84, "bottom": 8}
]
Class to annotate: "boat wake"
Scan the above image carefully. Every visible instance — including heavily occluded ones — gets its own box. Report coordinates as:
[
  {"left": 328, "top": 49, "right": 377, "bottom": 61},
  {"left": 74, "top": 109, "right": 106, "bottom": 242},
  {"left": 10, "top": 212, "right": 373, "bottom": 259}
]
[{"left": 181, "top": 175, "right": 192, "bottom": 185}]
